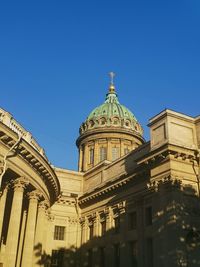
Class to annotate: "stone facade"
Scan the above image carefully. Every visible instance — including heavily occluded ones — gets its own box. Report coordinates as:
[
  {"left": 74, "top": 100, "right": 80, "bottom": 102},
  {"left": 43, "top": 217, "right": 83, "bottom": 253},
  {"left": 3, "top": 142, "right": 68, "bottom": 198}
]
[{"left": 0, "top": 92, "right": 200, "bottom": 267}]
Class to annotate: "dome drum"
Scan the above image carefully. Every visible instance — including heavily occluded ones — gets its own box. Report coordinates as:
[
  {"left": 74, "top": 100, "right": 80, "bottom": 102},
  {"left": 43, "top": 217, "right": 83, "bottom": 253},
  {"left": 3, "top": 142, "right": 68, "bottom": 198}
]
[
  {"left": 76, "top": 82, "right": 145, "bottom": 172},
  {"left": 79, "top": 116, "right": 143, "bottom": 136}
]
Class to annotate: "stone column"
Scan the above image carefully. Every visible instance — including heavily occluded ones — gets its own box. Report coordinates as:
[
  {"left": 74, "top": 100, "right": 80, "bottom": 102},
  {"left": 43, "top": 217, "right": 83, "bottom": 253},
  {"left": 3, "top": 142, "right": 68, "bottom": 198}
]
[
  {"left": 41, "top": 209, "right": 49, "bottom": 254},
  {"left": 120, "top": 139, "right": 124, "bottom": 157},
  {"left": 76, "top": 219, "right": 82, "bottom": 248},
  {"left": 0, "top": 184, "right": 9, "bottom": 241},
  {"left": 80, "top": 217, "right": 88, "bottom": 244},
  {"left": 93, "top": 213, "right": 99, "bottom": 237},
  {"left": 5, "top": 177, "right": 28, "bottom": 267},
  {"left": 78, "top": 146, "right": 83, "bottom": 172},
  {"left": 105, "top": 207, "right": 112, "bottom": 231},
  {"left": 83, "top": 145, "right": 89, "bottom": 171},
  {"left": 33, "top": 200, "right": 48, "bottom": 267},
  {"left": 21, "top": 190, "right": 41, "bottom": 267},
  {"left": 16, "top": 211, "right": 27, "bottom": 267}
]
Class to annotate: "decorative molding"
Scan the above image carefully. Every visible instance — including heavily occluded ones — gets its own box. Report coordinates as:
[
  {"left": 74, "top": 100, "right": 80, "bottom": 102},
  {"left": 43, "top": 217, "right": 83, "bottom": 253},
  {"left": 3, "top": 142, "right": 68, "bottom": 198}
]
[
  {"left": 56, "top": 195, "right": 76, "bottom": 205},
  {"left": 0, "top": 128, "right": 60, "bottom": 202},
  {"left": 68, "top": 217, "right": 79, "bottom": 225},
  {"left": 38, "top": 200, "right": 49, "bottom": 210}
]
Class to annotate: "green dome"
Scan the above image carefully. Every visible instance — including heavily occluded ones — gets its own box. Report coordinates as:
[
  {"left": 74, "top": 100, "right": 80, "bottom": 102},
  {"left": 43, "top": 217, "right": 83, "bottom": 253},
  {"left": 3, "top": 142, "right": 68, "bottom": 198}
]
[
  {"left": 88, "top": 90, "right": 137, "bottom": 121},
  {"left": 79, "top": 84, "right": 143, "bottom": 136}
]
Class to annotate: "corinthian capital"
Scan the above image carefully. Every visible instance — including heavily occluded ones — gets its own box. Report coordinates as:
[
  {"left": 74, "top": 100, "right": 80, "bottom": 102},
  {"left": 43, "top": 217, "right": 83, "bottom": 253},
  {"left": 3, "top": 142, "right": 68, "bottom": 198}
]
[
  {"left": 13, "top": 177, "right": 29, "bottom": 191},
  {"left": 27, "top": 190, "right": 42, "bottom": 201}
]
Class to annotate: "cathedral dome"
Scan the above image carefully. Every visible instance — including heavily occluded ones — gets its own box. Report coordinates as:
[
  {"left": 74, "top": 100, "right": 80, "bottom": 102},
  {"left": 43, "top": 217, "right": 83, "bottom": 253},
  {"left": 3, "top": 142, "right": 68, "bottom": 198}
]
[
  {"left": 76, "top": 74, "right": 145, "bottom": 172},
  {"left": 79, "top": 84, "right": 143, "bottom": 136}
]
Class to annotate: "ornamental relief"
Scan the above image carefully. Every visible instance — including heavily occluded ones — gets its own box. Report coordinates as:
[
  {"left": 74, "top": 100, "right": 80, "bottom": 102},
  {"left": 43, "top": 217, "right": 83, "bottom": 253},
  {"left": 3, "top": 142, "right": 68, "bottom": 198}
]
[{"left": 79, "top": 115, "right": 142, "bottom": 135}]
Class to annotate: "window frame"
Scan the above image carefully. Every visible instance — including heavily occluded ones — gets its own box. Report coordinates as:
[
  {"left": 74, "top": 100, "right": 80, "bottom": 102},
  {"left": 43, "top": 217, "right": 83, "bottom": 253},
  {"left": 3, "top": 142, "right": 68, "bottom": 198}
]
[
  {"left": 54, "top": 225, "right": 65, "bottom": 241},
  {"left": 99, "top": 147, "right": 107, "bottom": 162},
  {"left": 112, "top": 146, "right": 120, "bottom": 161}
]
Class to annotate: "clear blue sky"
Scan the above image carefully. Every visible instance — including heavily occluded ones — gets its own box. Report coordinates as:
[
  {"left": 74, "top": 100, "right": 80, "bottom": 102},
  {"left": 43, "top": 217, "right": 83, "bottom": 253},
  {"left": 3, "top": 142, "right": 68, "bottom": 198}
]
[{"left": 0, "top": 0, "right": 200, "bottom": 170}]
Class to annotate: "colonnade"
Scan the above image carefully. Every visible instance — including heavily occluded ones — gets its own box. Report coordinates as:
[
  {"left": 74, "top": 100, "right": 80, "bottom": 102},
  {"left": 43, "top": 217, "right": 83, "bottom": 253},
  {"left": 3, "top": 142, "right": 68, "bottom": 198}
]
[
  {"left": 78, "top": 138, "right": 136, "bottom": 172},
  {"left": 80, "top": 205, "right": 125, "bottom": 244},
  {"left": 0, "top": 177, "right": 49, "bottom": 267}
]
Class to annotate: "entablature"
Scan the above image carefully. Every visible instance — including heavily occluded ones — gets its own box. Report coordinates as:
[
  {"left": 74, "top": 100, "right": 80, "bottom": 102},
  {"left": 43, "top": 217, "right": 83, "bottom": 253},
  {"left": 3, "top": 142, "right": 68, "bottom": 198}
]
[{"left": 0, "top": 121, "right": 60, "bottom": 204}]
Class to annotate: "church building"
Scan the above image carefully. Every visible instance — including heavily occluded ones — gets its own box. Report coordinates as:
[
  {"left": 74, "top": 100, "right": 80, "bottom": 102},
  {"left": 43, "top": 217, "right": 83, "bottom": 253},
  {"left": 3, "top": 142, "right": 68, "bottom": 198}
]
[{"left": 0, "top": 78, "right": 200, "bottom": 267}]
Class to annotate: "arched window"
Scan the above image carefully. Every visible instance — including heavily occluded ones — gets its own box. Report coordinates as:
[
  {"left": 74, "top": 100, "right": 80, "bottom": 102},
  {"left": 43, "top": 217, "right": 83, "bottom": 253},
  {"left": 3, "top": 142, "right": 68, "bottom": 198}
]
[
  {"left": 89, "top": 120, "right": 95, "bottom": 128},
  {"left": 100, "top": 117, "right": 106, "bottom": 125},
  {"left": 113, "top": 117, "right": 119, "bottom": 125}
]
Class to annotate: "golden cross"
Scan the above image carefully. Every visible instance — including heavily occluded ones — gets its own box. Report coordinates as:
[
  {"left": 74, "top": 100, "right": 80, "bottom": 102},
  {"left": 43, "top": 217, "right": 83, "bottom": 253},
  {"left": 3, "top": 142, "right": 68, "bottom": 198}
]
[{"left": 109, "top": 72, "right": 115, "bottom": 85}]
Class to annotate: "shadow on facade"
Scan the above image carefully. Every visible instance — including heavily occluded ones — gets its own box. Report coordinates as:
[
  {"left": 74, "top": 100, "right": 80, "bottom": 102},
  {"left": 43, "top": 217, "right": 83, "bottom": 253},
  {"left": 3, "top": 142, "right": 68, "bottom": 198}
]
[
  {"left": 151, "top": 180, "right": 200, "bottom": 267},
  {"left": 34, "top": 180, "right": 200, "bottom": 267},
  {"left": 33, "top": 146, "right": 200, "bottom": 267}
]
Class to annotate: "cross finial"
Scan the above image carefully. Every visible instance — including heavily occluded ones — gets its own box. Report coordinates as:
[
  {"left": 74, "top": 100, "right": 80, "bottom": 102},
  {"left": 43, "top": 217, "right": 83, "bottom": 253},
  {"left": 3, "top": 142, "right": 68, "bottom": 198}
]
[{"left": 109, "top": 72, "right": 115, "bottom": 85}]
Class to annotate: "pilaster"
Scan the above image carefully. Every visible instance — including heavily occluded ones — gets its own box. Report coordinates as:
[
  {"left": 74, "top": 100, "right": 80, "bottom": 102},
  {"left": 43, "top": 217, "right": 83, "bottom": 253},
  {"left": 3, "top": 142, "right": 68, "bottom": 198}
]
[
  {"left": 78, "top": 146, "right": 83, "bottom": 172},
  {"left": 83, "top": 145, "right": 89, "bottom": 171},
  {"left": 94, "top": 140, "right": 99, "bottom": 165},
  {"left": 107, "top": 138, "right": 112, "bottom": 161}
]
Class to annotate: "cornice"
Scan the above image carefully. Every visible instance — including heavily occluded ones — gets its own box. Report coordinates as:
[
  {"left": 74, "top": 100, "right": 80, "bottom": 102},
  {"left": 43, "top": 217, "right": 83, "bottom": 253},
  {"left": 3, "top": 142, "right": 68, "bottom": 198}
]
[
  {"left": 0, "top": 108, "right": 47, "bottom": 157},
  {"left": 79, "top": 142, "right": 199, "bottom": 205},
  {"left": 136, "top": 143, "right": 198, "bottom": 168},
  {"left": 148, "top": 109, "right": 196, "bottom": 127},
  {"left": 76, "top": 126, "right": 145, "bottom": 147},
  {"left": 78, "top": 170, "right": 147, "bottom": 205},
  {"left": 0, "top": 122, "right": 60, "bottom": 204}
]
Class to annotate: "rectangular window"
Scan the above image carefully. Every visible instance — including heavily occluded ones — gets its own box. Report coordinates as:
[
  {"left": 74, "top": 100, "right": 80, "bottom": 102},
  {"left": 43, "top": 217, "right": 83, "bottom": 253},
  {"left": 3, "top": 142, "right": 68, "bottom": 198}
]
[
  {"left": 89, "top": 148, "right": 94, "bottom": 164},
  {"left": 128, "top": 211, "right": 137, "bottom": 230},
  {"left": 99, "top": 147, "right": 107, "bottom": 161},
  {"left": 114, "top": 216, "right": 120, "bottom": 234},
  {"left": 114, "top": 244, "right": 120, "bottom": 267},
  {"left": 129, "top": 241, "right": 138, "bottom": 267},
  {"left": 101, "top": 220, "right": 106, "bottom": 236},
  {"left": 100, "top": 247, "right": 105, "bottom": 267},
  {"left": 146, "top": 238, "right": 153, "bottom": 267},
  {"left": 112, "top": 147, "right": 120, "bottom": 161},
  {"left": 54, "top": 226, "right": 65, "bottom": 240},
  {"left": 145, "top": 207, "right": 152, "bottom": 226},
  {"left": 51, "top": 250, "right": 64, "bottom": 267},
  {"left": 89, "top": 224, "right": 94, "bottom": 240}
]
